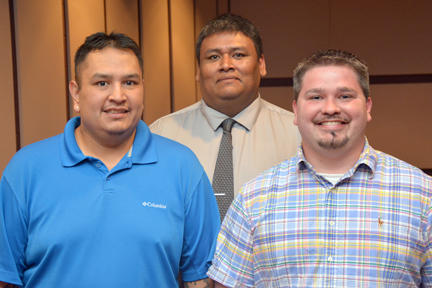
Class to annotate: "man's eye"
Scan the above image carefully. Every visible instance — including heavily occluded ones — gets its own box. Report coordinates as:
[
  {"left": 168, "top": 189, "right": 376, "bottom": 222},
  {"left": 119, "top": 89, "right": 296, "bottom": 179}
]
[
  {"left": 208, "top": 55, "right": 219, "bottom": 60},
  {"left": 309, "top": 96, "right": 321, "bottom": 100},
  {"left": 341, "top": 95, "right": 352, "bottom": 99},
  {"left": 97, "top": 81, "right": 108, "bottom": 87},
  {"left": 124, "top": 81, "right": 135, "bottom": 86},
  {"left": 233, "top": 53, "right": 245, "bottom": 58}
]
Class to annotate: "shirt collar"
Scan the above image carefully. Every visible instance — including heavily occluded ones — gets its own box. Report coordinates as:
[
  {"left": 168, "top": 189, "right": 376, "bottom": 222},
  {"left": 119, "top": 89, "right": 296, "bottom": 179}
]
[
  {"left": 295, "top": 137, "right": 378, "bottom": 178},
  {"left": 60, "top": 117, "right": 157, "bottom": 167},
  {"left": 200, "top": 94, "right": 262, "bottom": 131}
]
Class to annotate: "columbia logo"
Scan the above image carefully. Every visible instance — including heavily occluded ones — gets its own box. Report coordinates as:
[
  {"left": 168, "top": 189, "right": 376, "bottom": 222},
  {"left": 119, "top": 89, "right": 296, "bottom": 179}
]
[{"left": 142, "top": 202, "right": 166, "bottom": 209}]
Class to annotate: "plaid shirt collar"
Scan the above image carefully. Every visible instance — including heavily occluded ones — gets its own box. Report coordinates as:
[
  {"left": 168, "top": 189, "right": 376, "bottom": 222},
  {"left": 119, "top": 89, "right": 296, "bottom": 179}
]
[{"left": 295, "top": 137, "right": 378, "bottom": 180}]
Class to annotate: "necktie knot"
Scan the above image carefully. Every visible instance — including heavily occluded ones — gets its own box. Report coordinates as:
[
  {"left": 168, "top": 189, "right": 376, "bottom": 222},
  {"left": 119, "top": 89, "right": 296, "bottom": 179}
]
[{"left": 222, "top": 118, "right": 236, "bottom": 133}]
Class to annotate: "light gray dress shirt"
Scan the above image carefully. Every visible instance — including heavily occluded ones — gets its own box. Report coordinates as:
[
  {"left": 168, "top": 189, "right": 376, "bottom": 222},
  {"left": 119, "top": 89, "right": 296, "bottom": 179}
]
[{"left": 149, "top": 96, "right": 301, "bottom": 195}]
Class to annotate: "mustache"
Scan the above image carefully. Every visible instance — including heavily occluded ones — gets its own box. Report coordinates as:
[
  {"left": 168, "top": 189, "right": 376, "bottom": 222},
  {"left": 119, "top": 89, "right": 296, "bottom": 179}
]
[{"left": 314, "top": 116, "right": 350, "bottom": 124}]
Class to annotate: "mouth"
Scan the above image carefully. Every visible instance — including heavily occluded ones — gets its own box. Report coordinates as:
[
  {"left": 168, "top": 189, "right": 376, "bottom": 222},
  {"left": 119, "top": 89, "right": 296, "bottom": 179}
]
[
  {"left": 315, "top": 118, "right": 349, "bottom": 126},
  {"left": 217, "top": 76, "right": 239, "bottom": 83},
  {"left": 319, "top": 120, "right": 346, "bottom": 126},
  {"left": 103, "top": 107, "right": 130, "bottom": 114}
]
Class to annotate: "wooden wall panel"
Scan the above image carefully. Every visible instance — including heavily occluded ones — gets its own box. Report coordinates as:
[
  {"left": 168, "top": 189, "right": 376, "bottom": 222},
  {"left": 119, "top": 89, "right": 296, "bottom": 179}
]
[
  {"left": 259, "top": 87, "right": 293, "bottom": 111},
  {"left": 141, "top": 0, "right": 171, "bottom": 124},
  {"left": 14, "top": 0, "right": 67, "bottom": 147},
  {"left": 0, "top": 0, "right": 16, "bottom": 174},
  {"left": 194, "top": 0, "right": 218, "bottom": 101},
  {"left": 170, "top": 0, "right": 197, "bottom": 111},
  {"left": 331, "top": 1, "right": 432, "bottom": 75},
  {"left": 230, "top": 0, "right": 330, "bottom": 77},
  {"left": 105, "top": 0, "right": 140, "bottom": 44},
  {"left": 217, "top": 0, "right": 229, "bottom": 15},
  {"left": 230, "top": 0, "right": 432, "bottom": 169},
  {"left": 366, "top": 83, "right": 432, "bottom": 168},
  {"left": 67, "top": 0, "right": 105, "bottom": 117}
]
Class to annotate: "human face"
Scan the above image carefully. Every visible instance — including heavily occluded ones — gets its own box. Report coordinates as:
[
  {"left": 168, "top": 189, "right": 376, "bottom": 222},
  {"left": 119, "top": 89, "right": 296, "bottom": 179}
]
[
  {"left": 293, "top": 65, "right": 372, "bottom": 156},
  {"left": 197, "top": 32, "right": 266, "bottom": 117},
  {"left": 70, "top": 47, "right": 144, "bottom": 145}
]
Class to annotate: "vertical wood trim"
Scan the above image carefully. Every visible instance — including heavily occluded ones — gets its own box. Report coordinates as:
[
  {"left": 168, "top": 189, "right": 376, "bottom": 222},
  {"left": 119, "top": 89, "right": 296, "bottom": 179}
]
[
  {"left": 167, "top": 0, "right": 174, "bottom": 112},
  {"left": 103, "top": 0, "right": 107, "bottom": 33},
  {"left": 137, "top": 0, "right": 142, "bottom": 49},
  {"left": 62, "top": 0, "right": 71, "bottom": 120},
  {"left": 9, "top": 0, "right": 20, "bottom": 150}
]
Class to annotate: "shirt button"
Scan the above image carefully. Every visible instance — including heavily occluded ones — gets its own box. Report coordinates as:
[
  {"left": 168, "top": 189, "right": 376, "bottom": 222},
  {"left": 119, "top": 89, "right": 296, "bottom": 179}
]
[
  {"left": 329, "top": 221, "right": 335, "bottom": 226},
  {"left": 328, "top": 256, "right": 333, "bottom": 261},
  {"left": 107, "top": 176, "right": 111, "bottom": 181},
  {"left": 96, "top": 163, "right": 101, "bottom": 168}
]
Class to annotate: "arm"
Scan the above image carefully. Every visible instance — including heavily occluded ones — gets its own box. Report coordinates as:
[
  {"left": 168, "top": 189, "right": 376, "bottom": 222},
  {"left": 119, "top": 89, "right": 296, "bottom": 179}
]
[
  {"left": 184, "top": 278, "right": 214, "bottom": 288},
  {"left": 0, "top": 282, "right": 17, "bottom": 288}
]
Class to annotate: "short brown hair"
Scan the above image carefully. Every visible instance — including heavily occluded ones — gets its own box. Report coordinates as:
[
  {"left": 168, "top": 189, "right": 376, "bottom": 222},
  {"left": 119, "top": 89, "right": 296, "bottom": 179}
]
[{"left": 293, "top": 49, "right": 369, "bottom": 101}]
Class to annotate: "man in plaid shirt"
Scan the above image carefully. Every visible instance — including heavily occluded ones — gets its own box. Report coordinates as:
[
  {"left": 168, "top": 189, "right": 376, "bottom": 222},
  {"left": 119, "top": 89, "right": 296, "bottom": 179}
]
[{"left": 208, "top": 49, "right": 432, "bottom": 287}]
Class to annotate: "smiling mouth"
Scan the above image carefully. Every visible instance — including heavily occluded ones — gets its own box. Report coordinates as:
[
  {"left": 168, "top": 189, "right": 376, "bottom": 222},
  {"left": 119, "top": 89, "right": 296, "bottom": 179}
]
[
  {"left": 319, "top": 121, "right": 345, "bottom": 125},
  {"left": 103, "top": 108, "right": 129, "bottom": 114}
]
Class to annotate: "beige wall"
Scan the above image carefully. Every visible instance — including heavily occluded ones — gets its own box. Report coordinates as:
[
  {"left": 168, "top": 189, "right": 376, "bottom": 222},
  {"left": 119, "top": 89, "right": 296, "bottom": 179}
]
[
  {"left": 231, "top": 0, "right": 432, "bottom": 169},
  {"left": 1, "top": 0, "right": 431, "bottom": 174},
  {"left": 0, "top": 0, "right": 16, "bottom": 172}
]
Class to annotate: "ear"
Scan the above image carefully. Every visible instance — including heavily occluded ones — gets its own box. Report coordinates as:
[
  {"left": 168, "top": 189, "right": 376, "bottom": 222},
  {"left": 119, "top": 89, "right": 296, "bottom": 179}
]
[
  {"left": 69, "top": 81, "right": 80, "bottom": 113},
  {"left": 293, "top": 100, "right": 298, "bottom": 126},
  {"left": 366, "top": 97, "right": 372, "bottom": 122},
  {"left": 141, "top": 79, "right": 145, "bottom": 110},
  {"left": 259, "top": 54, "right": 267, "bottom": 77}
]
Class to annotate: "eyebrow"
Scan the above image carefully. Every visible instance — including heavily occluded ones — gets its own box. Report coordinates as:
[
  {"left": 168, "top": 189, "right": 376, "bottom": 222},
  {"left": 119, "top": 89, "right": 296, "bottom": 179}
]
[
  {"left": 304, "top": 87, "right": 357, "bottom": 95},
  {"left": 203, "top": 46, "right": 246, "bottom": 55},
  {"left": 91, "top": 73, "right": 141, "bottom": 80},
  {"left": 304, "top": 88, "right": 324, "bottom": 95},
  {"left": 337, "top": 86, "right": 357, "bottom": 93}
]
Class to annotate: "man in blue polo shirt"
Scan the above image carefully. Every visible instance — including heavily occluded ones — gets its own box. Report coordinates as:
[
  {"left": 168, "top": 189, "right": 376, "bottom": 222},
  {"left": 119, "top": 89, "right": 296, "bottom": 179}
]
[{"left": 0, "top": 32, "right": 220, "bottom": 288}]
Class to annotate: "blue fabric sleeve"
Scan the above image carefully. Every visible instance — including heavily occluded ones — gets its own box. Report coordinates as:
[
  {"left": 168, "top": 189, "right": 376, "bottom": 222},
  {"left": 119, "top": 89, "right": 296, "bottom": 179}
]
[
  {"left": 180, "top": 171, "right": 220, "bottom": 282},
  {"left": 0, "top": 175, "right": 26, "bottom": 285}
]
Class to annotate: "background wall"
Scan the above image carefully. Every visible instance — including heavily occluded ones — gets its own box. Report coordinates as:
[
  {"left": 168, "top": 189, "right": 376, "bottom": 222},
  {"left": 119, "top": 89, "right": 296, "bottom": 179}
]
[{"left": 1, "top": 0, "right": 431, "bottom": 174}]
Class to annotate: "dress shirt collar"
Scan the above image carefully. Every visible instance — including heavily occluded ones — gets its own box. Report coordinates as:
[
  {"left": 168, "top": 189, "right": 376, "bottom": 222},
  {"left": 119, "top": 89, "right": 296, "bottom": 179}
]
[
  {"left": 201, "top": 94, "right": 262, "bottom": 131},
  {"left": 295, "top": 137, "right": 377, "bottom": 178}
]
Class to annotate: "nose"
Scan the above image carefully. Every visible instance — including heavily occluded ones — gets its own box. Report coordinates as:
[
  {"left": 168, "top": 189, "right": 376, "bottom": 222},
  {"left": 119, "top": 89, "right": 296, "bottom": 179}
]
[
  {"left": 322, "top": 98, "right": 341, "bottom": 115},
  {"left": 109, "top": 82, "right": 127, "bottom": 103},
  {"left": 219, "top": 54, "right": 234, "bottom": 71}
]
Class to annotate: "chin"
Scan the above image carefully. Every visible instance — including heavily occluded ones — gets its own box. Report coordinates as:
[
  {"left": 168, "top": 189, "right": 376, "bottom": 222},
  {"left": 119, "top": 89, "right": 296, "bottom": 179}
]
[{"left": 317, "top": 136, "right": 349, "bottom": 150}]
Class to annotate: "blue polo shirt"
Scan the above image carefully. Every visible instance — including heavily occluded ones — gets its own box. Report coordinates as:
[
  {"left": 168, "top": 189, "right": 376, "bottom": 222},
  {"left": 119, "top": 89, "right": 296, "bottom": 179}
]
[{"left": 0, "top": 117, "right": 220, "bottom": 287}]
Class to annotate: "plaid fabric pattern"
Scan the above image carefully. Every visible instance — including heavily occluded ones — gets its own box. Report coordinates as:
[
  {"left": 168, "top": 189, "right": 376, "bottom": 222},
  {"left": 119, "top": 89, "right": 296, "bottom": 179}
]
[{"left": 208, "top": 140, "right": 432, "bottom": 287}]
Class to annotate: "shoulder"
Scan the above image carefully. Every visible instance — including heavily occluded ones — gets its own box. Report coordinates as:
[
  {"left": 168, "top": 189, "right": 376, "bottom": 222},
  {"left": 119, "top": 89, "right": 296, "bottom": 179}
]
[
  {"left": 372, "top": 149, "right": 432, "bottom": 190},
  {"left": 149, "top": 101, "right": 203, "bottom": 132},
  {"left": 241, "top": 156, "right": 298, "bottom": 198},
  {"left": 374, "top": 149, "right": 427, "bottom": 175},
  {"left": 259, "top": 98, "right": 295, "bottom": 118},
  {"left": 5, "top": 135, "right": 62, "bottom": 170},
  {"left": 151, "top": 133, "right": 203, "bottom": 168},
  {"left": 2, "top": 134, "right": 62, "bottom": 185}
]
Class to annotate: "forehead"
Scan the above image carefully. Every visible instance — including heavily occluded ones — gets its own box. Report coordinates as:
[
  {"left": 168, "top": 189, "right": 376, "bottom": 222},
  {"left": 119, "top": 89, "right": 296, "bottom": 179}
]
[
  {"left": 201, "top": 32, "right": 256, "bottom": 53},
  {"left": 79, "top": 47, "right": 141, "bottom": 75},
  {"left": 301, "top": 65, "right": 361, "bottom": 93}
]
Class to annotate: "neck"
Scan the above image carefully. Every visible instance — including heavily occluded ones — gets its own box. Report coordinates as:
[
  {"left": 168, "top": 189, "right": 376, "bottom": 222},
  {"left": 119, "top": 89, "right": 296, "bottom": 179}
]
[
  {"left": 204, "top": 94, "right": 258, "bottom": 118},
  {"left": 302, "top": 141, "right": 365, "bottom": 174},
  {"left": 75, "top": 126, "right": 135, "bottom": 171}
]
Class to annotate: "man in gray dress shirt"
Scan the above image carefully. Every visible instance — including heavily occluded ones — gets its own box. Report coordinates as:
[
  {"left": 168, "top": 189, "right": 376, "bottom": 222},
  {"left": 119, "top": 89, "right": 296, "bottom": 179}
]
[{"left": 150, "top": 14, "right": 301, "bottom": 218}]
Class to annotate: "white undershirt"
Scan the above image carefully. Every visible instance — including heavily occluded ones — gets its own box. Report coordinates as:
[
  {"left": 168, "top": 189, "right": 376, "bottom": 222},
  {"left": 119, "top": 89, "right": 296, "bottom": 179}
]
[{"left": 319, "top": 173, "right": 344, "bottom": 185}]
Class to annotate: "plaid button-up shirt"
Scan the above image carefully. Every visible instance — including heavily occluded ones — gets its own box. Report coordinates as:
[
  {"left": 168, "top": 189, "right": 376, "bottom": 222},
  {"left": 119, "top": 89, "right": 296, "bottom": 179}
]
[{"left": 208, "top": 140, "right": 432, "bottom": 287}]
